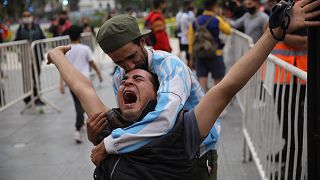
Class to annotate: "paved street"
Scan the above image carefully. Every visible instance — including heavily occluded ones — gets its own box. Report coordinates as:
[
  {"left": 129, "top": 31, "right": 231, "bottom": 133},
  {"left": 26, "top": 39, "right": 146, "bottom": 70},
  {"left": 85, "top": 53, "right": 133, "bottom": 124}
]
[{"left": 0, "top": 39, "right": 261, "bottom": 180}]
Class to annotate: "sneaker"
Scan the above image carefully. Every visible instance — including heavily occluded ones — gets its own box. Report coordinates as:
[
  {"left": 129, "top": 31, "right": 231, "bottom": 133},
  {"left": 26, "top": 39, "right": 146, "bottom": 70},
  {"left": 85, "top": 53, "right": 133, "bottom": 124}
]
[
  {"left": 35, "top": 99, "right": 45, "bottom": 106},
  {"left": 74, "top": 130, "right": 82, "bottom": 144}
]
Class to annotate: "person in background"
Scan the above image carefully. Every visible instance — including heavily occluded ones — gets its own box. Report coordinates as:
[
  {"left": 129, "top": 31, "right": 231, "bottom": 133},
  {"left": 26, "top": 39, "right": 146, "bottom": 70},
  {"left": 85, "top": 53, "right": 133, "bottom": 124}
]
[
  {"left": 81, "top": 17, "right": 95, "bottom": 35},
  {"left": 189, "top": 0, "right": 231, "bottom": 92},
  {"left": 175, "top": 7, "right": 183, "bottom": 57},
  {"left": 49, "top": 10, "right": 71, "bottom": 37},
  {"left": 145, "top": 0, "right": 172, "bottom": 52},
  {"left": 61, "top": 25, "right": 103, "bottom": 143},
  {"left": 0, "top": 22, "right": 8, "bottom": 43},
  {"left": 48, "top": 17, "right": 59, "bottom": 37},
  {"left": 180, "top": 0, "right": 195, "bottom": 69},
  {"left": 223, "top": 0, "right": 246, "bottom": 20},
  {"left": 264, "top": 0, "right": 278, "bottom": 15},
  {"left": 231, "top": 0, "right": 269, "bottom": 43},
  {"left": 15, "top": 11, "right": 46, "bottom": 106}
]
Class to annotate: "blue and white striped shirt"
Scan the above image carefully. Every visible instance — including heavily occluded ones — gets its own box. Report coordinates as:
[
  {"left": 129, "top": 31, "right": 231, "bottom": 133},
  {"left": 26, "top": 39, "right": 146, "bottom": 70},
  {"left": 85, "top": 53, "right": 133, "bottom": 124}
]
[{"left": 104, "top": 48, "right": 221, "bottom": 156}]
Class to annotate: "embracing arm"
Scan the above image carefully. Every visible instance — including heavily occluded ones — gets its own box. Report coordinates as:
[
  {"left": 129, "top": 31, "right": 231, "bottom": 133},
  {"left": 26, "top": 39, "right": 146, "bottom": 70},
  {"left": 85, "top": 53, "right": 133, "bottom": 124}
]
[
  {"left": 194, "top": 0, "right": 320, "bottom": 138},
  {"left": 47, "top": 46, "right": 109, "bottom": 114},
  {"left": 104, "top": 56, "right": 191, "bottom": 154}
]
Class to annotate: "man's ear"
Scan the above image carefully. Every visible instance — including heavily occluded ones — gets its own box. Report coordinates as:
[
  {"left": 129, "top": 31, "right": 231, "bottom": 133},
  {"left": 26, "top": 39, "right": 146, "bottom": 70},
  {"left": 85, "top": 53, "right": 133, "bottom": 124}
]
[{"left": 140, "top": 37, "right": 146, "bottom": 47}]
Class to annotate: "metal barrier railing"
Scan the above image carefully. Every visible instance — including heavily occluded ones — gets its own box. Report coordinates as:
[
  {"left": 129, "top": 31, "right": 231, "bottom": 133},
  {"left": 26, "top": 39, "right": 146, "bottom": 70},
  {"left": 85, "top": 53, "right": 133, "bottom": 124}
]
[
  {"left": 0, "top": 33, "right": 101, "bottom": 113},
  {"left": 0, "top": 40, "right": 33, "bottom": 112},
  {"left": 81, "top": 32, "right": 95, "bottom": 51},
  {"left": 227, "top": 29, "right": 308, "bottom": 180},
  {"left": 81, "top": 31, "right": 108, "bottom": 70},
  {"left": 27, "top": 36, "right": 71, "bottom": 113}
]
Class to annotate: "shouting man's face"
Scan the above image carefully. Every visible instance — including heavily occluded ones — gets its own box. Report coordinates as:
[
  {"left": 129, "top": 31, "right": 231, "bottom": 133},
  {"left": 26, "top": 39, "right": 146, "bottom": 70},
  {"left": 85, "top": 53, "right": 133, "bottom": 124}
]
[{"left": 117, "top": 69, "right": 157, "bottom": 120}]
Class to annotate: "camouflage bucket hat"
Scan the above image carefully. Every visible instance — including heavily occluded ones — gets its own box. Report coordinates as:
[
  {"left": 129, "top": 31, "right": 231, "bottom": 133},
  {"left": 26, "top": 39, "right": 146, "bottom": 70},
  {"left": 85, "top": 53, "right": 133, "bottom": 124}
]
[{"left": 96, "top": 15, "right": 151, "bottom": 54}]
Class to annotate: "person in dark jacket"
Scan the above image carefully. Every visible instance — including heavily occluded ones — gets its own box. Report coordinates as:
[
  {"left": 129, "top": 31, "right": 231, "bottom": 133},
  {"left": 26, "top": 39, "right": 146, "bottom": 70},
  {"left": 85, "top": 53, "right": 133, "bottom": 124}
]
[{"left": 15, "top": 11, "right": 46, "bottom": 106}]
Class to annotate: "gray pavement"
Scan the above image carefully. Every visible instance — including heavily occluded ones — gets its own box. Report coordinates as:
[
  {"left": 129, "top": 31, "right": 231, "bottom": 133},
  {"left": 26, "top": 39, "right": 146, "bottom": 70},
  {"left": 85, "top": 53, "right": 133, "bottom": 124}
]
[{"left": 0, "top": 40, "right": 260, "bottom": 180}]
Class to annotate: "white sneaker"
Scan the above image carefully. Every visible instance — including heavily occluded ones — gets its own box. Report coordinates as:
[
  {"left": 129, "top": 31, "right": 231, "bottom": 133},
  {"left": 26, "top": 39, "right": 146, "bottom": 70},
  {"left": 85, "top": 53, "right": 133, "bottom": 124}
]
[{"left": 74, "top": 130, "right": 82, "bottom": 144}]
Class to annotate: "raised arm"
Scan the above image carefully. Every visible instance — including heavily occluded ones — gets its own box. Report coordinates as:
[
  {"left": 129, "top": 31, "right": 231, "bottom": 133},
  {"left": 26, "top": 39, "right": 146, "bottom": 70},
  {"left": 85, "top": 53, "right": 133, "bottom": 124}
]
[
  {"left": 195, "top": 0, "right": 320, "bottom": 138},
  {"left": 47, "top": 46, "right": 109, "bottom": 114}
]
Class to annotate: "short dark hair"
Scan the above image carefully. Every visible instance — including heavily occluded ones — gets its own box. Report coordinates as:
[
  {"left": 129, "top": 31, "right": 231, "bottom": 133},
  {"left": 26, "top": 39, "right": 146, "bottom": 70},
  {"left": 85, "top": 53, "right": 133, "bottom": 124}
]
[
  {"left": 67, "top": 25, "right": 82, "bottom": 41},
  {"left": 183, "top": 0, "right": 193, "bottom": 12},
  {"left": 204, "top": 0, "right": 217, "bottom": 10},
  {"left": 133, "top": 68, "right": 159, "bottom": 92},
  {"left": 59, "top": 10, "right": 68, "bottom": 15},
  {"left": 149, "top": 71, "right": 160, "bottom": 92},
  {"left": 153, "top": 0, "right": 166, "bottom": 9}
]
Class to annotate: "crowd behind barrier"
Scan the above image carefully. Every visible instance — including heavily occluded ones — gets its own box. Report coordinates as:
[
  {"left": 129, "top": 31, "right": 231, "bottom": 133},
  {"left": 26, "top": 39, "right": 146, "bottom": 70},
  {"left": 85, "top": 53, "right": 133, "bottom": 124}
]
[
  {"left": 0, "top": 33, "right": 103, "bottom": 113},
  {"left": 225, "top": 29, "right": 308, "bottom": 180}
]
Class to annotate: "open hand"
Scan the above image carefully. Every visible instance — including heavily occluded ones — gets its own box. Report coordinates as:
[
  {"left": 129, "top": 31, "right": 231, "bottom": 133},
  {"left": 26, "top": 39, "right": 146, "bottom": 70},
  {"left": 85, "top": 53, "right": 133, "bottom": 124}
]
[
  {"left": 47, "top": 45, "right": 71, "bottom": 65},
  {"left": 288, "top": 0, "right": 320, "bottom": 33}
]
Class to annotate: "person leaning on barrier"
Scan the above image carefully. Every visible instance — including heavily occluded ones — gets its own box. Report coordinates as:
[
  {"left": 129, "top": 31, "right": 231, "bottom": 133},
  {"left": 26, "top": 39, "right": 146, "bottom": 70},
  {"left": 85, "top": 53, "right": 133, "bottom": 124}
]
[
  {"left": 15, "top": 11, "right": 46, "bottom": 106},
  {"left": 270, "top": 3, "right": 308, "bottom": 176},
  {"left": 47, "top": 0, "right": 320, "bottom": 178}
]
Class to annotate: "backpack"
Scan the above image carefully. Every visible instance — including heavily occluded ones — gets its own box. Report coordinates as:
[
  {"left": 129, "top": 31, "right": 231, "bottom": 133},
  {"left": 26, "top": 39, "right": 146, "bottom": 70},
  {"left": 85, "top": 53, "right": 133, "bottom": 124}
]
[{"left": 192, "top": 16, "right": 218, "bottom": 59}]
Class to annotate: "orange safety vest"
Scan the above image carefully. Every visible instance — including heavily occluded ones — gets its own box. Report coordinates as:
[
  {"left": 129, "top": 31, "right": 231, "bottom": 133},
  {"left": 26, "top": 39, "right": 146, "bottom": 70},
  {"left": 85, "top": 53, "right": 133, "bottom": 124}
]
[{"left": 271, "top": 42, "right": 307, "bottom": 84}]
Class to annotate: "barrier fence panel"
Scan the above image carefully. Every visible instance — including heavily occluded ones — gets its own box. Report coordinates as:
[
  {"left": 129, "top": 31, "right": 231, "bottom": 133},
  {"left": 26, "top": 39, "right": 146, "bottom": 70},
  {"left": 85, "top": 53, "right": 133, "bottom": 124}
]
[
  {"left": 228, "top": 30, "right": 308, "bottom": 180},
  {"left": 81, "top": 32, "right": 95, "bottom": 52},
  {"left": 29, "top": 36, "right": 70, "bottom": 112},
  {"left": 0, "top": 40, "right": 33, "bottom": 112},
  {"left": 80, "top": 32, "right": 108, "bottom": 70}
]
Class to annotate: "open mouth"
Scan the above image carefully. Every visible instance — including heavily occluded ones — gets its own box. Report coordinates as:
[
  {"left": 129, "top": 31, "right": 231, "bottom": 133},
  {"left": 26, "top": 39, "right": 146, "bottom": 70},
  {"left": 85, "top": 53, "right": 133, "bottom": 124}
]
[{"left": 123, "top": 91, "right": 138, "bottom": 105}]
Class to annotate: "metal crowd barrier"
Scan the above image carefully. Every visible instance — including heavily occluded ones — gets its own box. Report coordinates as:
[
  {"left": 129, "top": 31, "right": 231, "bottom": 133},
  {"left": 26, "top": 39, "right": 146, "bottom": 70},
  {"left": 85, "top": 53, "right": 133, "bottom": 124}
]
[
  {"left": 0, "top": 40, "right": 33, "bottom": 112},
  {"left": 223, "top": 29, "right": 254, "bottom": 72},
  {"left": 226, "top": 30, "right": 308, "bottom": 180},
  {"left": 80, "top": 32, "right": 95, "bottom": 51},
  {"left": 0, "top": 33, "right": 101, "bottom": 113},
  {"left": 26, "top": 36, "right": 71, "bottom": 113},
  {"left": 81, "top": 32, "right": 108, "bottom": 70}
]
